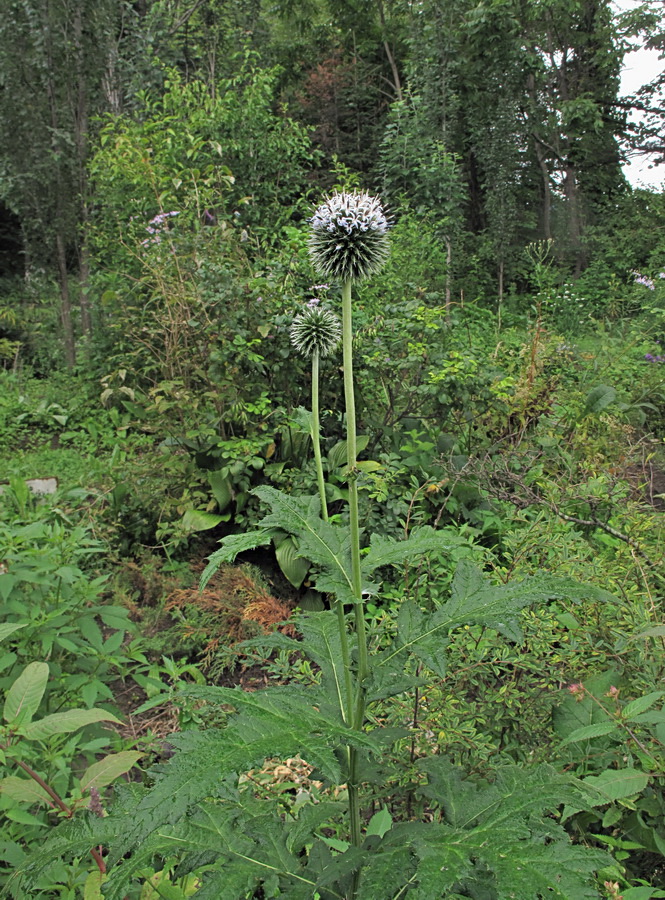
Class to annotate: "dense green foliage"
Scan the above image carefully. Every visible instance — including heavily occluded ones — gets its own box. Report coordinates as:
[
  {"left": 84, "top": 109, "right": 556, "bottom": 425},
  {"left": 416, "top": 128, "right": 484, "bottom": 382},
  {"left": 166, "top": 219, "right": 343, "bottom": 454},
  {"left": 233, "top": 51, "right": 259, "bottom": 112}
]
[{"left": 1, "top": 0, "right": 665, "bottom": 898}]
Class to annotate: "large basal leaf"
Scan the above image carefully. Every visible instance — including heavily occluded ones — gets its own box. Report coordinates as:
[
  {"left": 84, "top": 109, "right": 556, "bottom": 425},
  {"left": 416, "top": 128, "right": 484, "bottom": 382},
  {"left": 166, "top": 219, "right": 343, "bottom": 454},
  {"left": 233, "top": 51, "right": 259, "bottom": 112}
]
[
  {"left": 3, "top": 661, "right": 49, "bottom": 726},
  {"left": 100, "top": 683, "right": 379, "bottom": 867},
  {"left": 361, "top": 762, "right": 608, "bottom": 899}
]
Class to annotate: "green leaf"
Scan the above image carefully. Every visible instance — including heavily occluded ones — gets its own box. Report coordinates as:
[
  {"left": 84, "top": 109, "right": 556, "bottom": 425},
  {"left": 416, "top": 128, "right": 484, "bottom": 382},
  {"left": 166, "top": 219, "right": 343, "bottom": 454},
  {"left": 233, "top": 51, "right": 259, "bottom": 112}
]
[
  {"left": 296, "top": 612, "right": 351, "bottom": 718},
  {"left": 200, "top": 530, "right": 273, "bottom": 590},
  {"left": 3, "top": 662, "right": 49, "bottom": 726},
  {"left": 559, "top": 721, "right": 619, "bottom": 746},
  {"left": 0, "top": 776, "right": 52, "bottom": 805},
  {"left": 80, "top": 751, "right": 142, "bottom": 793},
  {"left": 83, "top": 870, "right": 107, "bottom": 900},
  {"left": 583, "top": 768, "right": 650, "bottom": 803},
  {"left": 0, "top": 623, "right": 25, "bottom": 643},
  {"left": 553, "top": 671, "right": 619, "bottom": 739},
  {"left": 327, "top": 435, "right": 369, "bottom": 470},
  {"left": 583, "top": 384, "right": 617, "bottom": 415},
  {"left": 366, "top": 807, "right": 392, "bottom": 839},
  {"left": 22, "top": 708, "right": 121, "bottom": 741},
  {"left": 253, "top": 489, "right": 356, "bottom": 604},
  {"left": 622, "top": 889, "right": 660, "bottom": 900},
  {"left": 361, "top": 526, "right": 461, "bottom": 578},
  {"left": 181, "top": 509, "right": 225, "bottom": 533},
  {"left": 275, "top": 535, "right": 310, "bottom": 589},
  {"left": 208, "top": 471, "right": 233, "bottom": 511},
  {"left": 363, "top": 762, "right": 609, "bottom": 899},
  {"left": 622, "top": 692, "right": 663, "bottom": 720}
]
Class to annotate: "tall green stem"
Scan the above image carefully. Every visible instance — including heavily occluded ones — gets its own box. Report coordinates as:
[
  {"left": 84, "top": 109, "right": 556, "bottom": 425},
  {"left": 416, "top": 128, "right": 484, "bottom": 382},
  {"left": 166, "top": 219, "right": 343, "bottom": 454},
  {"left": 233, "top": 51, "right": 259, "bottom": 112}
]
[
  {"left": 341, "top": 279, "right": 369, "bottom": 687},
  {"left": 312, "top": 349, "right": 354, "bottom": 724},
  {"left": 311, "top": 351, "right": 328, "bottom": 524},
  {"left": 341, "top": 277, "right": 370, "bottom": 886}
]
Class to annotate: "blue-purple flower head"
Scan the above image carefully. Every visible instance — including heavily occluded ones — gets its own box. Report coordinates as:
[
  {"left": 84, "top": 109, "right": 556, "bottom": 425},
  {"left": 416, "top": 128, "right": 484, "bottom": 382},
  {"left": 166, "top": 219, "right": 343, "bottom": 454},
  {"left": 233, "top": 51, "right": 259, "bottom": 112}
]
[
  {"left": 290, "top": 305, "right": 342, "bottom": 359},
  {"left": 308, "top": 192, "right": 390, "bottom": 282}
]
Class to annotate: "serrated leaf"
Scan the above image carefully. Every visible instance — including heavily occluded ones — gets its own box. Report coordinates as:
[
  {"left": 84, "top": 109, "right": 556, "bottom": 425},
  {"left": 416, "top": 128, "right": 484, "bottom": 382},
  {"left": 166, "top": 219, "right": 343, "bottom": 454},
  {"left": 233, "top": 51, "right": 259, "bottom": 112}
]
[
  {"left": 253, "top": 488, "right": 356, "bottom": 604},
  {"left": 382, "top": 565, "right": 583, "bottom": 675},
  {"left": 22, "top": 708, "right": 121, "bottom": 741},
  {"left": 622, "top": 691, "right": 663, "bottom": 720},
  {"left": 80, "top": 751, "right": 142, "bottom": 793},
  {"left": 96, "top": 683, "right": 380, "bottom": 869},
  {"left": 200, "top": 530, "right": 273, "bottom": 590},
  {"left": 361, "top": 526, "right": 461, "bottom": 578},
  {"left": 559, "top": 721, "right": 619, "bottom": 746},
  {"left": 366, "top": 763, "right": 610, "bottom": 899},
  {"left": 296, "top": 612, "right": 352, "bottom": 719},
  {"left": 3, "top": 662, "right": 49, "bottom": 726},
  {"left": 583, "top": 768, "right": 650, "bottom": 803}
]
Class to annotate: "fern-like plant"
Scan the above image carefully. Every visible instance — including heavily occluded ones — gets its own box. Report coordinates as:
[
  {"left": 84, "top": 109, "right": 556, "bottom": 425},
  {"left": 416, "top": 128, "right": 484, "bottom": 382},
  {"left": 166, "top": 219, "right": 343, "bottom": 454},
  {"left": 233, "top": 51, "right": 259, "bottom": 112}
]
[{"left": 11, "top": 194, "right": 614, "bottom": 899}]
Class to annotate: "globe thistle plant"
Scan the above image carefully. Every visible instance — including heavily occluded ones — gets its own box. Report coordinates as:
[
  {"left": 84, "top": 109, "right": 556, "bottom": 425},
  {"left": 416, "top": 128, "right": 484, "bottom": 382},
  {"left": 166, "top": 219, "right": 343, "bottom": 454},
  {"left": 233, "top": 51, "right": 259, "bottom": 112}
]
[
  {"left": 289, "top": 305, "right": 342, "bottom": 359},
  {"left": 308, "top": 192, "right": 390, "bottom": 281}
]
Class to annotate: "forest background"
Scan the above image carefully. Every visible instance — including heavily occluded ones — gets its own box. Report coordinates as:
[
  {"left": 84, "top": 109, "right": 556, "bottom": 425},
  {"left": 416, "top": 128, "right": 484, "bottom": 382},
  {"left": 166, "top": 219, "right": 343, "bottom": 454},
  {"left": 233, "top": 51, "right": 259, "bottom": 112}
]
[{"left": 2, "top": 0, "right": 665, "bottom": 898}]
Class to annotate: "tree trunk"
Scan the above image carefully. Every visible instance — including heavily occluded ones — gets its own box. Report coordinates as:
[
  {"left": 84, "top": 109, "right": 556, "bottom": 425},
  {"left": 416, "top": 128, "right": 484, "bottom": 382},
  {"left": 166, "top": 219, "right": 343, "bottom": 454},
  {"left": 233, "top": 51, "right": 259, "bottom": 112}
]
[{"left": 56, "top": 227, "right": 76, "bottom": 368}]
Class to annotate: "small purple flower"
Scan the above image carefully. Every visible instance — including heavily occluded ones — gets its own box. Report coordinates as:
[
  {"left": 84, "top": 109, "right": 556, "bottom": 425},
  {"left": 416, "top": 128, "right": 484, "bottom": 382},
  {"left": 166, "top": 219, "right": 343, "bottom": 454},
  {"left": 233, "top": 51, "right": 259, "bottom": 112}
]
[
  {"left": 307, "top": 297, "right": 321, "bottom": 308},
  {"left": 634, "top": 271, "right": 655, "bottom": 290}
]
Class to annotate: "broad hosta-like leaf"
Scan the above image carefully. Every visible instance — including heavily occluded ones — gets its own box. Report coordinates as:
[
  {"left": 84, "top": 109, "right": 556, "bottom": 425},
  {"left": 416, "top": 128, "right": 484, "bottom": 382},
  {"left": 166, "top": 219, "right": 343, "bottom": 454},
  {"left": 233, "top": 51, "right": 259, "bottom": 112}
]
[
  {"left": 3, "top": 661, "right": 49, "bottom": 726},
  {"left": 274, "top": 534, "right": 310, "bottom": 589}
]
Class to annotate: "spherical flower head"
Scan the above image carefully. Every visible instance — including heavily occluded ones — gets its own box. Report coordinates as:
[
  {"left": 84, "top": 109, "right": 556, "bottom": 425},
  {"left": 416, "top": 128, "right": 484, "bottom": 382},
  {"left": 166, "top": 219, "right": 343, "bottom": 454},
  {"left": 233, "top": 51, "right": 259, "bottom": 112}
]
[
  {"left": 290, "top": 305, "right": 342, "bottom": 358},
  {"left": 308, "top": 192, "right": 390, "bottom": 281}
]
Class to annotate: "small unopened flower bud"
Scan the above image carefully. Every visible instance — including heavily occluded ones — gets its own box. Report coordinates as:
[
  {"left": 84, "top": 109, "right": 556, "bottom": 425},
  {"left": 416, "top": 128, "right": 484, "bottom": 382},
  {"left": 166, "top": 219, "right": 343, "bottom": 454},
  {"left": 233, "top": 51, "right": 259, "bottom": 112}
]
[
  {"left": 290, "top": 306, "right": 342, "bottom": 359},
  {"left": 308, "top": 192, "right": 390, "bottom": 281}
]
